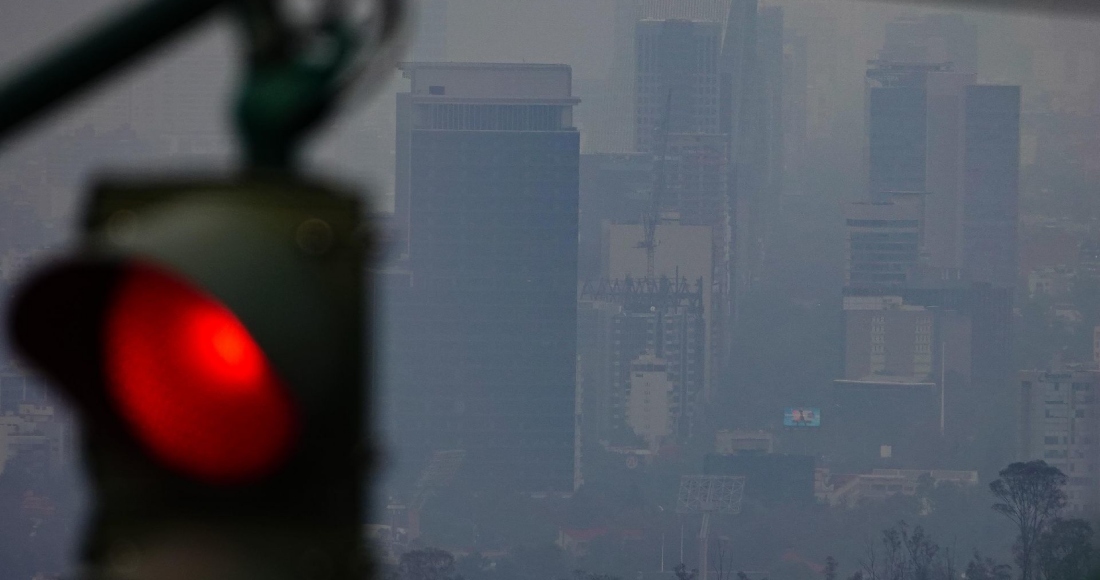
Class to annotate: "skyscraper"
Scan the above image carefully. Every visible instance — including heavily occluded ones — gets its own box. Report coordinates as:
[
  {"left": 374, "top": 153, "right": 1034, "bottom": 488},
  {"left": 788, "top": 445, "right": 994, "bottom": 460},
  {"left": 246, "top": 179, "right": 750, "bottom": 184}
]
[
  {"left": 389, "top": 63, "right": 580, "bottom": 493},
  {"left": 864, "top": 61, "right": 1019, "bottom": 288},
  {"left": 865, "top": 62, "right": 949, "bottom": 202},
  {"left": 756, "top": 6, "right": 785, "bottom": 205},
  {"left": 578, "top": 277, "right": 707, "bottom": 452},
  {"left": 836, "top": 34, "right": 1021, "bottom": 474},
  {"left": 634, "top": 18, "right": 723, "bottom": 153},
  {"left": 585, "top": 1, "right": 779, "bottom": 443},
  {"left": 844, "top": 199, "right": 922, "bottom": 290},
  {"left": 963, "top": 85, "right": 1021, "bottom": 289},
  {"left": 630, "top": 10, "right": 735, "bottom": 397},
  {"left": 782, "top": 30, "right": 808, "bottom": 195}
]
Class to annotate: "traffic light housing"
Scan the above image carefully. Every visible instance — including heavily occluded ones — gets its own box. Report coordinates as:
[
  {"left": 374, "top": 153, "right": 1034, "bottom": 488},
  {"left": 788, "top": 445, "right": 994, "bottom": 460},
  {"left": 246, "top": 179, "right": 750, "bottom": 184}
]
[{"left": 9, "top": 175, "right": 370, "bottom": 577}]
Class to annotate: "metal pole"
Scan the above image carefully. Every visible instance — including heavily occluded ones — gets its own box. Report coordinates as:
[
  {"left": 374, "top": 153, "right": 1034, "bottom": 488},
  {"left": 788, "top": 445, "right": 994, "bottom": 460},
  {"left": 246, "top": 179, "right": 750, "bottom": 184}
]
[
  {"left": 940, "top": 339, "right": 946, "bottom": 436},
  {"left": 0, "top": 0, "right": 228, "bottom": 145},
  {"left": 661, "top": 532, "right": 666, "bottom": 572},
  {"left": 700, "top": 512, "right": 711, "bottom": 580}
]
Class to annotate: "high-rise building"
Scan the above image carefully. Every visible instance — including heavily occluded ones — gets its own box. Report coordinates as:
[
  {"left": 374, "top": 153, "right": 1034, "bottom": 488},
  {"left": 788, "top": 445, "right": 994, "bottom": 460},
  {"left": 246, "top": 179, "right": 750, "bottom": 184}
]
[
  {"left": 845, "top": 200, "right": 922, "bottom": 290},
  {"left": 782, "top": 30, "right": 808, "bottom": 196},
  {"left": 836, "top": 280, "right": 1014, "bottom": 473},
  {"left": 576, "top": 277, "right": 706, "bottom": 476},
  {"left": 389, "top": 63, "right": 580, "bottom": 493},
  {"left": 1019, "top": 369, "right": 1100, "bottom": 514},
  {"left": 757, "top": 7, "right": 785, "bottom": 202},
  {"left": 1079, "top": 240, "right": 1100, "bottom": 283},
  {"left": 842, "top": 295, "right": 940, "bottom": 382},
  {"left": 744, "top": 5, "right": 784, "bottom": 269},
  {"left": 865, "top": 62, "right": 956, "bottom": 202},
  {"left": 581, "top": 279, "right": 706, "bottom": 450},
  {"left": 634, "top": 18, "right": 723, "bottom": 153},
  {"left": 596, "top": 1, "right": 781, "bottom": 434},
  {"left": 864, "top": 60, "right": 1020, "bottom": 289},
  {"left": 619, "top": 0, "right": 771, "bottom": 301},
  {"left": 603, "top": 219, "right": 715, "bottom": 381},
  {"left": 595, "top": 0, "right": 739, "bottom": 154},
  {"left": 664, "top": 134, "right": 730, "bottom": 228},
  {"left": 963, "top": 85, "right": 1021, "bottom": 289},
  {"left": 921, "top": 71, "right": 975, "bottom": 274},
  {"left": 574, "top": 218, "right": 715, "bottom": 482}
]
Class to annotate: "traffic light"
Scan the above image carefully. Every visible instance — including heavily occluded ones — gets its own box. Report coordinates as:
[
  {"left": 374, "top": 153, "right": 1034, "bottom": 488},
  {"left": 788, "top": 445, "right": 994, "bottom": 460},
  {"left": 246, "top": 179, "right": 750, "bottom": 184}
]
[{"left": 8, "top": 175, "right": 371, "bottom": 578}]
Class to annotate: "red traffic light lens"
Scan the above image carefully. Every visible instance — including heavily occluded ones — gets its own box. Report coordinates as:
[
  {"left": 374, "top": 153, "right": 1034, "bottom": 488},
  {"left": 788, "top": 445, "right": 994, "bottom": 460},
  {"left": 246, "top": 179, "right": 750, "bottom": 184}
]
[{"left": 104, "top": 263, "right": 298, "bottom": 483}]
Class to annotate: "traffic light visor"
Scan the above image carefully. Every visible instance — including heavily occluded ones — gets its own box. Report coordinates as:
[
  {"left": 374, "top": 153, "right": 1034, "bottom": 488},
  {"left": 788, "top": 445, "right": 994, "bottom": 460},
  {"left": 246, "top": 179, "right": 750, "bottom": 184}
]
[{"left": 104, "top": 262, "right": 299, "bottom": 484}]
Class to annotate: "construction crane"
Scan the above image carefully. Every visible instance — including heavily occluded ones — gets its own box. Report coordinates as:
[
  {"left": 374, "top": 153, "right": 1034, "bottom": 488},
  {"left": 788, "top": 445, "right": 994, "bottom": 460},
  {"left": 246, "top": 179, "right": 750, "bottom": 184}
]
[{"left": 638, "top": 89, "right": 674, "bottom": 280}]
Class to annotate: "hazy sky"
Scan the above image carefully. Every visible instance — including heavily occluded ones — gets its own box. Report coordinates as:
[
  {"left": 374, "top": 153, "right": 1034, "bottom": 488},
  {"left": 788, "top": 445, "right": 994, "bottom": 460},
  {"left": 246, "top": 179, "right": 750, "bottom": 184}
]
[{"left": 0, "top": 0, "right": 1098, "bottom": 219}]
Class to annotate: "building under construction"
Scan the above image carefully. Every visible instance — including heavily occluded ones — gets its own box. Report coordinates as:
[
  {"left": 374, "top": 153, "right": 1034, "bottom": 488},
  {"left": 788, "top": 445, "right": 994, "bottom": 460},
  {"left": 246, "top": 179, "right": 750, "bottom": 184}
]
[{"left": 577, "top": 276, "right": 706, "bottom": 467}]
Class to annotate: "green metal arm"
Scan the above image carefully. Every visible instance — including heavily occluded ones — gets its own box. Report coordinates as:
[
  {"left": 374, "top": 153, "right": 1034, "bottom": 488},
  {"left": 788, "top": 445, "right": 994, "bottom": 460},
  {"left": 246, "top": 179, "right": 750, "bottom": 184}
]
[
  {"left": 0, "top": 0, "right": 407, "bottom": 171},
  {"left": 0, "top": 0, "right": 229, "bottom": 145}
]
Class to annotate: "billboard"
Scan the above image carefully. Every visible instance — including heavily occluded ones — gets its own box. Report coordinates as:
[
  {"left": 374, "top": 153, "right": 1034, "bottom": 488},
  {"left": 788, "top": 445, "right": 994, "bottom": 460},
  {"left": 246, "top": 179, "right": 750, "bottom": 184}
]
[{"left": 783, "top": 408, "right": 821, "bottom": 427}]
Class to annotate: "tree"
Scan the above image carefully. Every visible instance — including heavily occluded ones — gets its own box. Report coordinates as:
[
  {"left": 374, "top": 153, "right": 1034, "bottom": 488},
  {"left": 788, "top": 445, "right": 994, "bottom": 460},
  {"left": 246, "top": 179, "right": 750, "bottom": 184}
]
[
  {"left": 988, "top": 461, "right": 1067, "bottom": 580},
  {"left": 713, "top": 538, "right": 736, "bottom": 580},
  {"left": 392, "top": 548, "right": 462, "bottom": 580},
  {"left": 900, "top": 524, "right": 938, "bottom": 580},
  {"left": 859, "top": 522, "right": 958, "bottom": 580},
  {"left": 825, "top": 557, "right": 839, "bottom": 580},
  {"left": 1036, "top": 518, "right": 1096, "bottom": 580},
  {"left": 860, "top": 523, "right": 906, "bottom": 580},
  {"left": 964, "top": 552, "right": 1011, "bottom": 580},
  {"left": 674, "top": 564, "right": 697, "bottom": 580}
]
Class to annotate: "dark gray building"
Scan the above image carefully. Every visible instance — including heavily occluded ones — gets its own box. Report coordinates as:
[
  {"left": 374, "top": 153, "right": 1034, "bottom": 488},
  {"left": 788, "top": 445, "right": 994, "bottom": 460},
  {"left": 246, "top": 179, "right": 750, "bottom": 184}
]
[
  {"left": 829, "top": 378, "right": 943, "bottom": 471},
  {"left": 782, "top": 30, "right": 808, "bottom": 196},
  {"left": 389, "top": 63, "right": 580, "bottom": 493},
  {"left": 865, "top": 62, "right": 948, "bottom": 201},
  {"left": 634, "top": 18, "right": 723, "bottom": 153},
  {"left": 844, "top": 200, "right": 922, "bottom": 289},
  {"left": 963, "top": 85, "right": 1021, "bottom": 289},
  {"left": 704, "top": 452, "right": 815, "bottom": 506},
  {"left": 756, "top": 6, "right": 785, "bottom": 207},
  {"left": 864, "top": 61, "right": 1020, "bottom": 289},
  {"left": 837, "top": 281, "right": 1014, "bottom": 474}
]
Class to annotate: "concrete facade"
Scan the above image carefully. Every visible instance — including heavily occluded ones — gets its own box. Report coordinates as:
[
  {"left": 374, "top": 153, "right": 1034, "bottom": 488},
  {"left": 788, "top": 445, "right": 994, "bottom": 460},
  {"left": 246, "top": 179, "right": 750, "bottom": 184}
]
[{"left": 1019, "top": 369, "right": 1100, "bottom": 514}]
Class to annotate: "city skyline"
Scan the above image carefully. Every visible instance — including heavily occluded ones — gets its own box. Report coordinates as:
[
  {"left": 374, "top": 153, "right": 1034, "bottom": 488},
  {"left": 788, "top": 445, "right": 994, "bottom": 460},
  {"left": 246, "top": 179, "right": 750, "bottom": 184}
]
[{"left": 1, "top": 1, "right": 1100, "bottom": 579}]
